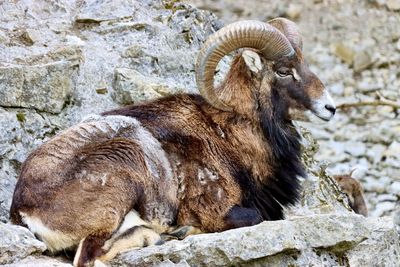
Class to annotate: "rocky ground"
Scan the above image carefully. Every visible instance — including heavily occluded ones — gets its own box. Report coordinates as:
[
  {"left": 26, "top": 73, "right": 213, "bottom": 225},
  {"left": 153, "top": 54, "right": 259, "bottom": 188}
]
[
  {"left": 0, "top": 0, "right": 399, "bottom": 266},
  {"left": 186, "top": 0, "right": 400, "bottom": 223}
]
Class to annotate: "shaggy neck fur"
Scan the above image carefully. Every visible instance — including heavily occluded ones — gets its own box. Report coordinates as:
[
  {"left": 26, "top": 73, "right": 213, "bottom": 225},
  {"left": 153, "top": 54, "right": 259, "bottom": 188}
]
[{"left": 226, "top": 57, "right": 305, "bottom": 220}]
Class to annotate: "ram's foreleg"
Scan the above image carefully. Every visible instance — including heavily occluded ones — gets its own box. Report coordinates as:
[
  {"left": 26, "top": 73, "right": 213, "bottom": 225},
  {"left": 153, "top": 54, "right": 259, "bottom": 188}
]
[
  {"left": 224, "top": 206, "right": 263, "bottom": 229},
  {"left": 161, "top": 225, "right": 203, "bottom": 241},
  {"left": 73, "top": 210, "right": 163, "bottom": 267}
]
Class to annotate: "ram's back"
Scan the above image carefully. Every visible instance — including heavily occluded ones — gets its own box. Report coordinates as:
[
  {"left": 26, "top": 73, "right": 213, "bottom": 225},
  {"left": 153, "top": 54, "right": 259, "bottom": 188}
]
[{"left": 10, "top": 115, "right": 177, "bottom": 251}]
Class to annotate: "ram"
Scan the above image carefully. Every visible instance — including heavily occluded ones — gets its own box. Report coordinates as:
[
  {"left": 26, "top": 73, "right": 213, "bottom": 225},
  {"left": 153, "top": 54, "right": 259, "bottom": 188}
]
[{"left": 10, "top": 18, "right": 336, "bottom": 267}]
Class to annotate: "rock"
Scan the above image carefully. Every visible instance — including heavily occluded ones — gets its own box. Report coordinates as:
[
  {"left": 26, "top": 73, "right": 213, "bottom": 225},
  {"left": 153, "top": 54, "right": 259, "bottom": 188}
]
[
  {"left": 388, "top": 181, "right": 400, "bottom": 196},
  {"left": 114, "top": 214, "right": 368, "bottom": 266},
  {"left": 0, "top": 61, "right": 78, "bottom": 113},
  {"left": 0, "top": 223, "right": 46, "bottom": 264},
  {"left": 366, "top": 144, "right": 386, "bottom": 164},
  {"left": 286, "top": 4, "right": 303, "bottom": 20},
  {"left": 75, "top": 0, "right": 137, "bottom": 22},
  {"left": 384, "top": 141, "right": 400, "bottom": 160},
  {"left": 113, "top": 68, "right": 186, "bottom": 105},
  {"left": 2, "top": 256, "right": 72, "bottom": 267},
  {"left": 347, "top": 216, "right": 400, "bottom": 266},
  {"left": 343, "top": 141, "right": 367, "bottom": 157},
  {"left": 329, "top": 82, "right": 345, "bottom": 95},
  {"left": 331, "top": 43, "right": 355, "bottom": 65},
  {"left": 363, "top": 176, "right": 390, "bottom": 193},
  {"left": 386, "top": 0, "right": 400, "bottom": 11},
  {"left": 353, "top": 50, "right": 374, "bottom": 72},
  {"left": 0, "top": 161, "right": 17, "bottom": 223},
  {"left": 371, "top": 201, "right": 397, "bottom": 217}
]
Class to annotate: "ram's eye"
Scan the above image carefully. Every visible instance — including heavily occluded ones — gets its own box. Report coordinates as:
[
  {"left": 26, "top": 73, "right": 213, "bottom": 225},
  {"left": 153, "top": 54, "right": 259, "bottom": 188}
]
[{"left": 276, "top": 69, "right": 292, "bottom": 77}]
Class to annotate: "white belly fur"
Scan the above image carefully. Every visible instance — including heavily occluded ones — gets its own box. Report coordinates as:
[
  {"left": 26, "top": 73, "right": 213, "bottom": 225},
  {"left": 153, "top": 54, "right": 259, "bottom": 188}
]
[{"left": 20, "top": 212, "right": 78, "bottom": 252}]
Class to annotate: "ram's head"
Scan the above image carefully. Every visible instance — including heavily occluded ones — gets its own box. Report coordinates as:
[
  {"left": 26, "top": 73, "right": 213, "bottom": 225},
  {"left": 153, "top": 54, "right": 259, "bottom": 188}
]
[{"left": 196, "top": 18, "right": 336, "bottom": 121}]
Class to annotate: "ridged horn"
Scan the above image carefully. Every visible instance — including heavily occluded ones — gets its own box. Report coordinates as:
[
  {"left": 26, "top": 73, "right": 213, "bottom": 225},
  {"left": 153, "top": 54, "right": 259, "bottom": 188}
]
[
  {"left": 196, "top": 20, "right": 295, "bottom": 111},
  {"left": 268, "top": 17, "right": 303, "bottom": 50}
]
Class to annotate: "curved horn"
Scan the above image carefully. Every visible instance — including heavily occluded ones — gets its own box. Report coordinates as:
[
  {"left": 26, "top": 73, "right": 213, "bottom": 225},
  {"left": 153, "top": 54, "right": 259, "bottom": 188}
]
[
  {"left": 196, "top": 20, "right": 295, "bottom": 111},
  {"left": 268, "top": 17, "right": 303, "bottom": 50}
]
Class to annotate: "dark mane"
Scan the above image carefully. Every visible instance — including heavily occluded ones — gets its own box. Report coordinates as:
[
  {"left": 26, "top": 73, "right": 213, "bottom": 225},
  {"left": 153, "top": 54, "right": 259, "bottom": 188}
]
[{"left": 233, "top": 89, "right": 304, "bottom": 220}]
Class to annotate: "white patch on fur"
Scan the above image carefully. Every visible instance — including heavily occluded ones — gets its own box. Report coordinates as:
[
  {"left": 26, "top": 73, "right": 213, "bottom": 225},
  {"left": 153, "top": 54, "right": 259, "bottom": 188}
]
[
  {"left": 292, "top": 68, "right": 301, "bottom": 81},
  {"left": 242, "top": 50, "right": 262, "bottom": 73},
  {"left": 197, "top": 169, "right": 207, "bottom": 185},
  {"left": 100, "top": 174, "right": 108, "bottom": 186},
  {"left": 84, "top": 115, "right": 174, "bottom": 183},
  {"left": 204, "top": 168, "right": 218, "bottom": 181},
  {"left": 311, "top": 90, "right": 336, "bottom": 121},
  {"left": 116, "top": 210, "right": 147, "bottom": 235},
  {"left": 20, "top": 212, "right": 76, "bottom": 252},
  {"left": 197, "top": 168, "right": 218, "bottom": 185}
]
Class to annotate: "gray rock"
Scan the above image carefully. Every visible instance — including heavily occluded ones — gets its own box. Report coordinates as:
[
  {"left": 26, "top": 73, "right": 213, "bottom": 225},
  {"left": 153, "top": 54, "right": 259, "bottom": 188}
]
[
  {"left": 2, "top": 256, "right": 72, "bottom": 267},
  {"left": 329, "top": 82, "right": 345, "bottom": 95},
  {"left": 114, "top": 214, "right": 370, "bottom": 267},
  {"left": 353, "top": 50, "right": 374, "bottom": 72},
  {"left": 0, "top": 61, "right": 78, "bottom": 113},
  {"left": 113, "top": 68, "right": 186, "bottom": 105},
  {"left": 0, "top": 223, "right": 46, "bottom": 264},
  {"left": 388, "top": 181, "right": 400, "bottom": 196},
  {"left": 343, "top": 141, "right": 367, "bottom": 157},
  {"left": 371, "top": 201, "right": 397, "bottom": 217},
  {"left": 76, "top": 0, "right": 137, "bottom": 22},
  {"left": 363, "top": 176, "right": 390, "bottom": 193},
  {"left": 347, "top": 217, "right": 400, "bottom": 267}
]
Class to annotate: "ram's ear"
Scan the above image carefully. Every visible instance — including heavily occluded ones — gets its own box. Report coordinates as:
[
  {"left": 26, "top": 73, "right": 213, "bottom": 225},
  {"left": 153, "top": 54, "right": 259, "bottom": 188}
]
[{"left": 242, "top": 50, "right": 262, "bottom": 73}]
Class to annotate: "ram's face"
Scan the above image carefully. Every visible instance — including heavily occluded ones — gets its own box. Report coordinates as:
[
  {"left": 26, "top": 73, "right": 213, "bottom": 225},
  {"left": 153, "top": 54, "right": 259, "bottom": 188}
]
[{"left": 272, "top": 49, "right": 336, "bottom": 121}]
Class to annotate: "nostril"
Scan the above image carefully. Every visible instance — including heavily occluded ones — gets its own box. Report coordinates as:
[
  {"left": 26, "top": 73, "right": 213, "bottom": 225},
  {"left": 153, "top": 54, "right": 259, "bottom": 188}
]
[{"left": 325, "top": 104, "right": 336, "bottom": 115}]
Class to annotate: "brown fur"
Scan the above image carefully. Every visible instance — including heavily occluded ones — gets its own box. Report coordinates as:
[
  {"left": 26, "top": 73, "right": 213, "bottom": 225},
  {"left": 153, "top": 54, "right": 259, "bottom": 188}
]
[{"left": 334, "top": 171, "right": 368, "bottom": 216}]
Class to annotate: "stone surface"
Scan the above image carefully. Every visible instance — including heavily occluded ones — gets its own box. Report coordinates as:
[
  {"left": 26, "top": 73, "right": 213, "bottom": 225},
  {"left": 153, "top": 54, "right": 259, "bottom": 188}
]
[
  {"left": 331, "top": 42, "right": 355, "bottom": 65},
  {"left": 113, "top": 68, "right": 187, "bottom": 105},
  {"left": 0, "top": 223, "right": 47, "bottom": 264},
  {"left": 113, "top": 214, "right": 399, "bottom": 267},
  {"left": 387, "top": 0, "right": 400, "bottom": 11},
  {"left": 347, "top": 217, "right": 400, "bottom": 267},
  {"left": 3, "top": 256, "right": 72, "bottom": 267},
  {"left": 116, "top": 215, "right": 369, "bottom": 266},
  {"left": 0, "top": 61, "right": 78, "bottom": 113}
]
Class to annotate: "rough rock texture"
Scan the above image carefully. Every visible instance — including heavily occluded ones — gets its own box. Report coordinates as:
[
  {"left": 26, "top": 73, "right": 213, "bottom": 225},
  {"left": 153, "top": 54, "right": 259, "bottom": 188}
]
[
  {"left": 186, "top": 0, "right": 400, "bottom": 231},
  {"left": 0, "top": 61, "right": 78, "bottom": 113},
  {"left": 113, "top": 214, "right": 399, "bottom": 267},
  {"left": 0, "top": 223, "right": 47, "bottom": 264},
  {"left": 0, "top": 0, "right": 399, "bottom": 266}
]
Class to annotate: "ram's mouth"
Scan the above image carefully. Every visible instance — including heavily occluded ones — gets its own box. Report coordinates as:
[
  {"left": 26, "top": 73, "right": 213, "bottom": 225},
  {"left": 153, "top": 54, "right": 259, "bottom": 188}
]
[
  {"left": 312, "top": 111, "right": 334, "bottom": 121},
  {"left": 311, "top": 91, "right": 336, "bottom": 122}
]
